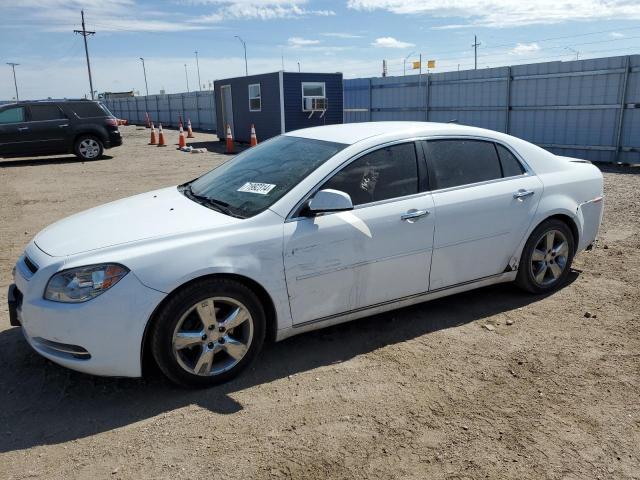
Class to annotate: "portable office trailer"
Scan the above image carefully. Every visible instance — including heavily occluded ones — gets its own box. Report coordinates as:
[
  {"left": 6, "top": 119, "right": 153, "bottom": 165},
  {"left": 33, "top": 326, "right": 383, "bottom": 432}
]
[{"left": 214, "top": 71, "right": 343, "bottom": 143}]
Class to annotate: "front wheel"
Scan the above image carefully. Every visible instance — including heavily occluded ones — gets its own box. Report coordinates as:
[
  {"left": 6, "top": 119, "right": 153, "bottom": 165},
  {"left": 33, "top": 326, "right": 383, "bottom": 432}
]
[
  {"left": 516, "top": 219, "right": 575, "bottom": 294},
  {"left": 74, "top": 135, "right": 104, "bottom": 160},
  {"left": 150, "top": 278, "right": 266, "bottom": 388}
]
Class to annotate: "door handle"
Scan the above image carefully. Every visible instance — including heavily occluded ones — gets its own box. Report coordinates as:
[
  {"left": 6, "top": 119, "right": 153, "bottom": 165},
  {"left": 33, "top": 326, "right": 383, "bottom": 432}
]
[
  {"left": 401, "top": 209, "right": 430, "bottom": 222},
  {"left": 513, "top": 189, "right": 535, "bottom": 200},
  {"left": 59, "top": 124, "right": 69, "bottom": 128},
  {"left": 17, "top": 127, "right": 29, "bottom": 131}
]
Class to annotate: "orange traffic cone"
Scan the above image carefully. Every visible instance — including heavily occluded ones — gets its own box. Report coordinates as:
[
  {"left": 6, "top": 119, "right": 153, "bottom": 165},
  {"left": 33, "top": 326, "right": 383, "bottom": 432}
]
[
  {"left": 157, "top": 123, "right": 167, "bottom": 147},
  {"left": 148, "top": 122, "right": 157, "bottom": 145},
  {"left": 187, "top": 118, "right": 194, "bottom": 138},
  {"left": 225, "top": 124, "right": 234, "bottom": 154},
  {"left": 250, "top": 124, "right": 258, "bottom": 147},
  {"left": 178, "top": 125, "right": 186, "bottom": 149}
]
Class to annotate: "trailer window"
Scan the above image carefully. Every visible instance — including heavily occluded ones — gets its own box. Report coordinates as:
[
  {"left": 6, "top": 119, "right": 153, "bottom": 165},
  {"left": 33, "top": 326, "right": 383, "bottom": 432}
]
[{"left": 248, "top": 84, "right": 261, "bottom": 112}]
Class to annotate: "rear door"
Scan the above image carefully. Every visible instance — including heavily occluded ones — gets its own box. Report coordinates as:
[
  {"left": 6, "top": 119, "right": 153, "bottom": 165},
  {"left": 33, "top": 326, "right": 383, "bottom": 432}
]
[
  {"left": 0, "top": 106, "right": 28, "bottom": 157},
  {"left": 24, "top": 104, "right": 70, "bottom": 154},
  {"left": 424, "top": 138, "right": 543, "bottom": 290}
]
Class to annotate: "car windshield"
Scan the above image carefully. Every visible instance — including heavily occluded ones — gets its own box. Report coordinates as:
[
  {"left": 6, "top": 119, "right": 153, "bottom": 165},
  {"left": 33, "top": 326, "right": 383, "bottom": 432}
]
[{"left": 184, "top": 135, "right": 347, "bottom": 218}]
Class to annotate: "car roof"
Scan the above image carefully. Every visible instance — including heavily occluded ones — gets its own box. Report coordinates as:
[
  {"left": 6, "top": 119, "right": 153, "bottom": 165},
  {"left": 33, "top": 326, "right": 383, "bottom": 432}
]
[{"left": 284, "top": 121, "right": 500, "bottom": 145}]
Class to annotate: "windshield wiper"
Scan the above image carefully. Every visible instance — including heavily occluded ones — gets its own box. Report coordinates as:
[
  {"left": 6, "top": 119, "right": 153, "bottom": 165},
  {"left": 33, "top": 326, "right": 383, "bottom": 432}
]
[{"left": 181, "top": 184, "right": 244, "bottom": 218}]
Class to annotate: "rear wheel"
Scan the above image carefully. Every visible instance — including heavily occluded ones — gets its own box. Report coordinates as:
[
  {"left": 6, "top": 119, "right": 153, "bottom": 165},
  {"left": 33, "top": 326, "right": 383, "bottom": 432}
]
[
  {"left": 151, "top": 278, "right": 265, "bottom": 388},
  {"left": 516, "top": 219, "right": 575, "bottom": 294},
  {"left": 74, "top": 135, "right": 104, "bottom": 160}
]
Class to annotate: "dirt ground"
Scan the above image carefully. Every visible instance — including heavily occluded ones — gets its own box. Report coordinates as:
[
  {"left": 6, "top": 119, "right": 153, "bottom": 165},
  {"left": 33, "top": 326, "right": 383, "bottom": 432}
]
[{"left": 0, "top": 125, "right": 638, "bottom": 480}]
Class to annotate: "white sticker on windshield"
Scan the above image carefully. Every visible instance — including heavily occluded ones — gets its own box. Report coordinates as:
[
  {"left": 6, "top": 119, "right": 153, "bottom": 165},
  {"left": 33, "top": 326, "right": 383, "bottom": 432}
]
[{"left": 237, "top": 182, "right": 276, "bottom": 195}]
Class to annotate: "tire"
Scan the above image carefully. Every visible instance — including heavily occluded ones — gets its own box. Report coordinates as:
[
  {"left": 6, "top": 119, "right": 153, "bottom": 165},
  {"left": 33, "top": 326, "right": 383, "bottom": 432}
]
[
  {"left": 74, "top": 135, "right": 104, "bottom": 160},
  {"left": 515, "top": 218, "right": 575, "bottom": 294},
  {"left": 150, "top": 278, "right": 266, "bottom": 388}
]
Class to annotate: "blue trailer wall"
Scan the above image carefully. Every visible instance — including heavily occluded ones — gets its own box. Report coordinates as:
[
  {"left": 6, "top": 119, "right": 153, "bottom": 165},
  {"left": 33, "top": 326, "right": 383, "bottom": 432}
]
[
  {"left": 282, "top": 72, "right": 343, "bottom": 133},
  {"left": 214, "top": 72, "right": 282, "bottom": 143}
]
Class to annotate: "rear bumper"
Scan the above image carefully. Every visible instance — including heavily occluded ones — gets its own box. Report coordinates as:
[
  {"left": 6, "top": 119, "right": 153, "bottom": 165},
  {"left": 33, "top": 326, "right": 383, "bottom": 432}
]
[{"left": 105, "top": 130, "right": 123, "bottom": 149}]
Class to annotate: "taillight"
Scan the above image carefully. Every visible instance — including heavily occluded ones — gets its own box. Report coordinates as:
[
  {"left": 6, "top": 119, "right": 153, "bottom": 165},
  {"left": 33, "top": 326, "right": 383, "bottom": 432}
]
[{"left": 105, "top": 118, "right": 118, "bottom": 127}]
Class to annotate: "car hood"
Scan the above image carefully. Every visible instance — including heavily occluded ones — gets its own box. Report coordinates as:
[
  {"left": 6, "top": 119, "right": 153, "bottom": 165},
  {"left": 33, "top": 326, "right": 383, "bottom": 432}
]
[{"left": 35, "top": 186, "right": 238, "bottom": 257}]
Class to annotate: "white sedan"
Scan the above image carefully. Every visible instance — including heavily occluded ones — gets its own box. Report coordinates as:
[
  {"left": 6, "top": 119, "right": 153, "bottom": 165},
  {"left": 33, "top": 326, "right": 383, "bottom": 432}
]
[{"left": 9, "top": 122, "right": 604, "bottom": 387}]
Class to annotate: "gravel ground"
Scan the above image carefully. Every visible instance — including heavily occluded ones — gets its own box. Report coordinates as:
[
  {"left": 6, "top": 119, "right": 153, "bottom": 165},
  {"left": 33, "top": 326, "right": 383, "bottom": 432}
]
[{"left": 0, "top": 125, "right": 639, "bottom": 480}]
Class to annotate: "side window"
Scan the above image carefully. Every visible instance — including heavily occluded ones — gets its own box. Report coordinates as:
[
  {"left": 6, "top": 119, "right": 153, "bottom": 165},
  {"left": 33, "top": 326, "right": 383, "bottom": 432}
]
[
  {"left": 69, "top": 102, "right": 104, "bottom": 118},
  {"left": 29, "top": 105, "right": 66, "bottom": 121},
  {"left": 496, "top": 144, "right": 525, "bottom": 177},
  {"left": 425, "top": 140, "right": 502, "bottom": 189},
  {"left": 322, "top": 143, "right": 419, "bottom": 206},
  {"left": 248, "top": 84, "right": 261, "bottom": 111},
  {"left": 0, "top": 107, "right": 25, "bottom": 124}
]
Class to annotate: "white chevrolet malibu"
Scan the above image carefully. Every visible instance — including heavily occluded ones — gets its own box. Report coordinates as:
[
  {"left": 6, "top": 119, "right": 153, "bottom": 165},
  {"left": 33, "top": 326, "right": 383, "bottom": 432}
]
[{"left": 9, "top": 122, "right": 604, "bottom": 387}]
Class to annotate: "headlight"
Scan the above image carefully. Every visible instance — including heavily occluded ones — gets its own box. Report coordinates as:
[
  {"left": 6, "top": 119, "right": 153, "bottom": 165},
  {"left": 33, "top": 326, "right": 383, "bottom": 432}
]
[{"left": 44, "top": 264, "right": 129, "bottom": 303}]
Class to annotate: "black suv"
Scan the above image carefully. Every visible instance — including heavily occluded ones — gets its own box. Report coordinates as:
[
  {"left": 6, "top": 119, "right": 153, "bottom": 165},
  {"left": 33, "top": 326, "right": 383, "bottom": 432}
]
[{"left": 0, "top": 99, "right": 122, "bottom": 161}]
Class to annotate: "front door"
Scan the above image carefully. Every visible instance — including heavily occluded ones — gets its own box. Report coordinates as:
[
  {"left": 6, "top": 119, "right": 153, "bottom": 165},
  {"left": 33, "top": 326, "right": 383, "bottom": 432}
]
[
  {"left": 220, "top": 85, "right": 234, "bottom": 137},
  {"left": 424, "top": 139, "right": 543, "bottom": 290},
  {"left": 0, "top": 105, "right": 27, "bottom": 157},
  {"left": 283, "top": 142, "right": 435, "bottom": 325}
]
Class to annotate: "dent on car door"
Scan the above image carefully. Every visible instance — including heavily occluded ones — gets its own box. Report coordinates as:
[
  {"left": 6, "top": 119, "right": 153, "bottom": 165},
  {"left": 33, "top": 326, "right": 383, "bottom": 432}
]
[
  {"left": 424, "top": 139, "right": 543, "bottom": 290},
  {"left": 283, "top": 142, "right": 435, "bottom": 325},
  {"left": 0, "top": 106, "right": 27, "bottom": 156}
]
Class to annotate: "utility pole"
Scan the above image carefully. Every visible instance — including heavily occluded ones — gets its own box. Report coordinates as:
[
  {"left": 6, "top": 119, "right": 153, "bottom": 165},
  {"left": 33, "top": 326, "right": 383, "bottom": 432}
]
[
  {"left": 184, "top": 64, "right": 190, "bottom": 92},
  {"left": 472, "top": 35, "right": 481, "bottom": 70},
  {"left": 234, "top": 36, "right": 248, "bottom": 76},
  {"left": 139, "top": 57, "right": 149, "bottom": 96},
  {"left": 194, "top": 51, "right": 202, "bottom": 90},
  {"left": 6, "top": 63, "right": 19, "bottom": 101},
  {"left": 74, "top": 10, "right": 95, "bottom": 99}
]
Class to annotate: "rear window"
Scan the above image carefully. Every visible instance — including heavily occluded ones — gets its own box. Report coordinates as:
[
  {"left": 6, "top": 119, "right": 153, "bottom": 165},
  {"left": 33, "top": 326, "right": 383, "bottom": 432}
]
[
  {"left": 68, "top": 102, "right": 108, "bottom": 118},
  {"left": 29, "top": 104, "right": 66, "bottom": 121}
]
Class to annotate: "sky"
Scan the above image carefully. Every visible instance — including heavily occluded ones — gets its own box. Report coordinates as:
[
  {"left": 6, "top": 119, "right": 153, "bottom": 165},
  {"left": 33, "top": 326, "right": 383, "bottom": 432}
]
[{"left": 1, "top": 0, "right": 639, "bottom": 100}]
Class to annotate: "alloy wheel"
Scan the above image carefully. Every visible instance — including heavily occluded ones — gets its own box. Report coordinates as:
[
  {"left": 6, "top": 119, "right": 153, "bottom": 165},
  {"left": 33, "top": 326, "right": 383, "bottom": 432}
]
[
  {"left": 78, "top": 139, "right": 100, "bottom": 159},
  {"left": 530, "top": 229, "right": 569, "bottom": 286},
  {"left": 172, "top": 297, "right": 254, "bottom": 377}
]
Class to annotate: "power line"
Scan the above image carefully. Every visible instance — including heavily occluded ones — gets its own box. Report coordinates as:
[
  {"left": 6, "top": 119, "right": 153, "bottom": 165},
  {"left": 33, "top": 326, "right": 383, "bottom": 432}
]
[{"left": 74, "top": 10, "right": 95, "bottom": 99}]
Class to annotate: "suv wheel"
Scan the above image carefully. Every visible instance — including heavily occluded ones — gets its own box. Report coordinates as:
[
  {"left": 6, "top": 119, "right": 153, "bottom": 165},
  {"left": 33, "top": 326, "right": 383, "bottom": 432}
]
[{"left": 74, "top": 135, "right": 104, "bottom": 160}]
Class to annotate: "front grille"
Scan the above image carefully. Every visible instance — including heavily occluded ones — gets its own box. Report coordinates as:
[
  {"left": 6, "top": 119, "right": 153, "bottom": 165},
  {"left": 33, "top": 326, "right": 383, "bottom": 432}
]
[{"left": 23, "top": 256, "right": 38, "bottom": 274}]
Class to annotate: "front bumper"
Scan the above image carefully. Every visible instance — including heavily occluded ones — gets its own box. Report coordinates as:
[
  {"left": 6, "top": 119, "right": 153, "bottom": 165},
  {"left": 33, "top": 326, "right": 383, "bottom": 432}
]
[
  {"left": 13, "top": 261, "right": 165, "bottom": 378},
  {"left": 8, "top": 284, "right": 22, "bottom": 327}
]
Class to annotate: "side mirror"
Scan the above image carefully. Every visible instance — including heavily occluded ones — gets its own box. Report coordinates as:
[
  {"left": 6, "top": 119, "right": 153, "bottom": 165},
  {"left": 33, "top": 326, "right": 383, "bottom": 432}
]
[{"left": 305, "top": 189, "right": 353, "bottom": 215}]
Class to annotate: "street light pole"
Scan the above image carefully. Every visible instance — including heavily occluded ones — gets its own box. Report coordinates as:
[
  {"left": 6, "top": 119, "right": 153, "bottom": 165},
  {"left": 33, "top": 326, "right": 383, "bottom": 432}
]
[
  {"left": 6, "top": 63, "right": 19, "bottom": 101},
  {"left": 184, "top": 64, "right": 190, "bottom": 92},
  {"left": 565, "top": 47, "right": 579, "bottom": 61},
  {"left": 194, "top": 50, "right": 202, "bottom": 90},
  {"left": 139, "top": 57, "right": 149, "bottom": 96},
  {"left": 234, "top": 36, "right": 248, "bottom": 76},
  {"left": 403, "top": 51, "right": 415, "bottom": 76}
]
